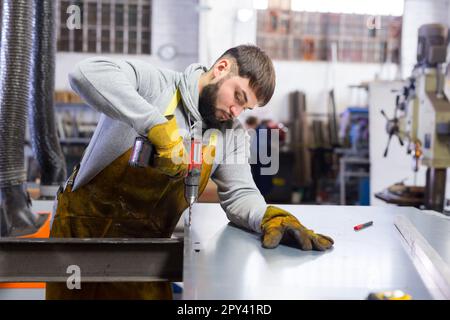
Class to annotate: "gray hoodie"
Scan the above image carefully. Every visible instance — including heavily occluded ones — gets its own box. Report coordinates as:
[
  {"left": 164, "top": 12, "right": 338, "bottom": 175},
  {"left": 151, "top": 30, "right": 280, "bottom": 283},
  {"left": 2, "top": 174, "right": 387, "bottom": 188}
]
[{"left": 67, "top": 57, "right": 267, "bottom": 233}]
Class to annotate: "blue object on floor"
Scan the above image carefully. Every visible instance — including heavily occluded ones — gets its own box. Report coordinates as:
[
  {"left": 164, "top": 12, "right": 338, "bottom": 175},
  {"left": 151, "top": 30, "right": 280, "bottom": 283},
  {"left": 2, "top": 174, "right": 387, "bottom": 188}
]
[
  {"left": 359, "top": 177, "right": 370, "bottom": 206},
  {"left": 172, "top": 283, "right": 183, "bottom": 294}
]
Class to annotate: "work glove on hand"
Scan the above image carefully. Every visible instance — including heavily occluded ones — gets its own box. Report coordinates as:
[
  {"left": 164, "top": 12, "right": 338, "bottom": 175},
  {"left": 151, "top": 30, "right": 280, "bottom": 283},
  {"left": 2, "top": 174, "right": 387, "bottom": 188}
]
[
  {"left": 261, "top": 206, "right": 334, "bottom": 251},
  {"left": 147, "top": 115, "right": 188, "bottom": 178}
]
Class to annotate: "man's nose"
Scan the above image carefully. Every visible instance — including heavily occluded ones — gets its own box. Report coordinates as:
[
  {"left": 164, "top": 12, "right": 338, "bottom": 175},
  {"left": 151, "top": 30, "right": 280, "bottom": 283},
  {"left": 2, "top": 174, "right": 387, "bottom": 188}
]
[{"left": 230, "top": 105, "right": 243, "bottom": 117}]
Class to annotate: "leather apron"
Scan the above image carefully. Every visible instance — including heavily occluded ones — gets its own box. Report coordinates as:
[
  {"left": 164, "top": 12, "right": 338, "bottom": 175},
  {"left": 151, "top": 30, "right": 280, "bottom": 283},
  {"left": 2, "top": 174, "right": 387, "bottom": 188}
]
[{"left": 46, "top": 90, "right": 216, "bottom": 300}]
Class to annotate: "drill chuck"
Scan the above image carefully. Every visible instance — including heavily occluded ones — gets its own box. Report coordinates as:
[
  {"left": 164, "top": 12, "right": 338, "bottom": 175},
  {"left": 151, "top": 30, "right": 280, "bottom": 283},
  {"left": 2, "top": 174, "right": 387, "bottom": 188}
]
[
  {"left": 185, "top": 184, "right": 198, "bottom": 205},
  {"left": 184, "top": 170, "right": 201, "bottom": 205}
]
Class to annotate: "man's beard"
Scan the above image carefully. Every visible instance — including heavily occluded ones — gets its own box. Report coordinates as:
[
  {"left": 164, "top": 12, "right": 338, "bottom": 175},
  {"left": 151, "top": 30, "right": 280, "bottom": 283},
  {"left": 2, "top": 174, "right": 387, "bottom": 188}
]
[{"left": 198, "top": 78, "right": 234, "bottom": 130}]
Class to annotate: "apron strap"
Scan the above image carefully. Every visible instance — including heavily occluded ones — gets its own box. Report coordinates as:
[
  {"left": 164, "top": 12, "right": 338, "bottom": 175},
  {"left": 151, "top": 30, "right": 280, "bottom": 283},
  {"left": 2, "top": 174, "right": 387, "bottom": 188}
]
[
  {"left": 164, "top": 89, "right": 182, "bottom": 117},
  {"left": 163, "top": 88, "right": 217, "bottom": 148},
  {"left": 208, "top": 131, "right": 218, "bottom": 147}
]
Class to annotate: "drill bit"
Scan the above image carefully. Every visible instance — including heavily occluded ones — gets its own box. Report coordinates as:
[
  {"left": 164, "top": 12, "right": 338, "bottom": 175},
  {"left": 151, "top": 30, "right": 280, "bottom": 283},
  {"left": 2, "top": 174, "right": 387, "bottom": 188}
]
[
  {"left": 186, "top": 186, "right": 197, "bottom": 226},
  {"left": 189, "top": 205, "right": 192, "bottom": 227}
]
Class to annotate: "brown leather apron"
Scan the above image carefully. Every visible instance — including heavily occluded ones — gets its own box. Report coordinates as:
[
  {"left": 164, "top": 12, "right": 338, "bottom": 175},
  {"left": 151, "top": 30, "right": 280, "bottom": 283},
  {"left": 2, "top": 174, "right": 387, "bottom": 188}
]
[{"left": 46, "top": 90, "right": 216, "bottom": 299}]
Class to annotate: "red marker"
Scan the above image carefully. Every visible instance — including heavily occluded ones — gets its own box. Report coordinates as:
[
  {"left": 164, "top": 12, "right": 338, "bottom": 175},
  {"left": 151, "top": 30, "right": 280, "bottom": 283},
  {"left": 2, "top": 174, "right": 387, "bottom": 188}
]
[{"left": 354, "top": 221, "right": 373, "bottom": 231}]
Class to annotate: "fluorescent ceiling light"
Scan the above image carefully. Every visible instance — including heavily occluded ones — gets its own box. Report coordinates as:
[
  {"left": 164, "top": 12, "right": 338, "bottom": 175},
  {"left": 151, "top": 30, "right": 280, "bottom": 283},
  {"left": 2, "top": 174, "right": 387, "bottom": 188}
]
[
  {"left": 237, "top": 8, "right": 254, "bottom": 22},
  {"left": 253, "top": 0, "right": 269, "bottom": 10}
]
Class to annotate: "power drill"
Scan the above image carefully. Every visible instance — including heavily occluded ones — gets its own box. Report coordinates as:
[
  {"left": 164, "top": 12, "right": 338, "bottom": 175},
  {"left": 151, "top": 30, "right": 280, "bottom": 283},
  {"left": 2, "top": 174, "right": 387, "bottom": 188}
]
[
  {"left": 185, "top": 136, "right": 202, "bottom": 226},
  {"left": 129, "top": 133, "right": 202, "bottom": 226}
]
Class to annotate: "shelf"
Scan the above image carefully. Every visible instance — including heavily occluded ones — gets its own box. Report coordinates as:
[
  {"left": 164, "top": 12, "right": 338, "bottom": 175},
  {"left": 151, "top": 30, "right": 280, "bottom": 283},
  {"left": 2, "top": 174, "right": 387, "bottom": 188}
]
[{"left": 55, "top": 103, "right": 92, "bottom": 110}]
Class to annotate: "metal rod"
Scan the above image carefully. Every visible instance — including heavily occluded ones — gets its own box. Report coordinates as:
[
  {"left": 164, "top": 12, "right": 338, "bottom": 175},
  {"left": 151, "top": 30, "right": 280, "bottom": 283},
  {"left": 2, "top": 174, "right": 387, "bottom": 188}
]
[{"left": 0, "top": 238, "right": 183, "bottom": 282}]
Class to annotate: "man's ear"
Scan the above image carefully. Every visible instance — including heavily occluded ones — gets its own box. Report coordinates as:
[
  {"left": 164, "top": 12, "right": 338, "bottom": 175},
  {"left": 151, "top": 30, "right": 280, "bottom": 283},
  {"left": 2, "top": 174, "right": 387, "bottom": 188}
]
[{"left": 212, "top": 58, "right": 232, "bottom": 79}]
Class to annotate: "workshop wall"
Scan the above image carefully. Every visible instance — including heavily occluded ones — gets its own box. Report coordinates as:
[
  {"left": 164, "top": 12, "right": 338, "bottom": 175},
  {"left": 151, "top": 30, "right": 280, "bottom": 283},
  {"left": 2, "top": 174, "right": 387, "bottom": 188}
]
[
  {"left": 55, "top": 0, "right": 399, "bottom": 122},
  {"left": 198, "top": 0, "right": 257, "bottom": 67},
  {"left": 199, "top": 1, "right": 400, "bottom": 124},
  {"left": 249, "top": 61, "right": 398, "bottom": 123},
  {"left": 55, "top": 0, "right": 199, "bottom": 89}
]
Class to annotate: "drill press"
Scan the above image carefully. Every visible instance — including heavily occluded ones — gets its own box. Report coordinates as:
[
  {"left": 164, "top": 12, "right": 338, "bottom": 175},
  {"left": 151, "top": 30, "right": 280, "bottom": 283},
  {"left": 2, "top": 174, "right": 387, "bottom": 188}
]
[{"left": 376, "top": 24, "right": 450, "bottom": 214}]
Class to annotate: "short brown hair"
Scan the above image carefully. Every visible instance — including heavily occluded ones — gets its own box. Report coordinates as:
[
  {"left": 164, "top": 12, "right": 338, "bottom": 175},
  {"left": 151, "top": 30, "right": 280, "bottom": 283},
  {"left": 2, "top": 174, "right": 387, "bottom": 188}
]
[
  {"left": 245, "top": 116, "right": 259, "bottom": 127},
  {"left": 214, "top": 45, "right": 276, "bottom": 107}
]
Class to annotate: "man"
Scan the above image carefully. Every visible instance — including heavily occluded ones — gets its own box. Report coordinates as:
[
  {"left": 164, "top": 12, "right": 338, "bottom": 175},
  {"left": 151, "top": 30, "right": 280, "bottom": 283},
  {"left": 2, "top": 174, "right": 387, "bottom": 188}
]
[
  {"left": 245, "top": 116, "right": 259, "bottom": 130},
  {"left": 46, "top": 45, "right": 334, "bottom": 300},
  {"left": 249, "top": 119, "right": 274, "bottom": 197}
]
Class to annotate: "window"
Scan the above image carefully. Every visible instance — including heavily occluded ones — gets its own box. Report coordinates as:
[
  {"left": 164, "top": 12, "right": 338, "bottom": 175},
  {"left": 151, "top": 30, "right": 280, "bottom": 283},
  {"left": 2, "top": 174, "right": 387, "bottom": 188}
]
[
  {"left": 56, "top": 0, "right": 152, "bottom": 54},
  {"left": 257, "top": 8, "right": 402, "bottom": 63}
]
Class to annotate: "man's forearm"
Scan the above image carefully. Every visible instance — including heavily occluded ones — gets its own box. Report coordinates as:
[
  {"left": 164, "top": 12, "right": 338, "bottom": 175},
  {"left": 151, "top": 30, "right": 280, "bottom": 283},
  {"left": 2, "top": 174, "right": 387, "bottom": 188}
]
[
  {"left": 69, "top": 57, "right": 167, "bottom": 135},
  {"left": 213, "top": 162, "right": 267, "bottom": 233}
]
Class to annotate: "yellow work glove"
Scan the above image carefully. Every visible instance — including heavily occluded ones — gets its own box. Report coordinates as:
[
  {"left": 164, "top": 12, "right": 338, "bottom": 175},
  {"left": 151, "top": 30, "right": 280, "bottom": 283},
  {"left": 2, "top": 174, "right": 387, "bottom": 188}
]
[
  {"left": 261, "top": 206, "right": 334, "bottom": 251},
  {"left": 147, "top": 115, "right": 188, "bottom": 178}
]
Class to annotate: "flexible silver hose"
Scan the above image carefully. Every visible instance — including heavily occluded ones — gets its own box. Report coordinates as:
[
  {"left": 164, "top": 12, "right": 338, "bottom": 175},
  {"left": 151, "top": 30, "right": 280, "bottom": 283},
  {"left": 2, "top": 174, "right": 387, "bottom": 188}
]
[
  {"left": 29, "top": 0, "right": 67, "bottom": 186},
  {"left": 0, "top": 0, "right": 33, "bottom": 187}
]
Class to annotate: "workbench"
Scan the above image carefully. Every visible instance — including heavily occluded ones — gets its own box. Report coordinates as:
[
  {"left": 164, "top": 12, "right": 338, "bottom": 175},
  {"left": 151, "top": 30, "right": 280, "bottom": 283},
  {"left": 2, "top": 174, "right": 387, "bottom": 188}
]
[
  {"left": 1, "top": 202, "right": 450, "bottom": 300},
  {"left": 183, "top": 204, "right": 450, "bottom": 300}
]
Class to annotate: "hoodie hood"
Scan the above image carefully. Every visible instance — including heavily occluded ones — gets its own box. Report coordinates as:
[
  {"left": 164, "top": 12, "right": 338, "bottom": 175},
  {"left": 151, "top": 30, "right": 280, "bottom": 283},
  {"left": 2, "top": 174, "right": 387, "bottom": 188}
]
[{"left": 178, "top": 63, "right": 207, "bottom": 123}]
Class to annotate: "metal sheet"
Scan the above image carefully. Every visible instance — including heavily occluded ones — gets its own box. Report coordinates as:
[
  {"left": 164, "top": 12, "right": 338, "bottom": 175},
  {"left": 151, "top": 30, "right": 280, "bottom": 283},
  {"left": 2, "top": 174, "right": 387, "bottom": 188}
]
[{"left": 182, "top": 204, "right": 450, "bottom": 300}]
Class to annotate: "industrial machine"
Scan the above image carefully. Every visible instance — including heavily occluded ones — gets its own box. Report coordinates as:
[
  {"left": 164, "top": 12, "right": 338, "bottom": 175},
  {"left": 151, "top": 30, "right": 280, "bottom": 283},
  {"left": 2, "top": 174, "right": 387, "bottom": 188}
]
[{"left": 376, "top": 23, "right": 450, "bottom": 214}]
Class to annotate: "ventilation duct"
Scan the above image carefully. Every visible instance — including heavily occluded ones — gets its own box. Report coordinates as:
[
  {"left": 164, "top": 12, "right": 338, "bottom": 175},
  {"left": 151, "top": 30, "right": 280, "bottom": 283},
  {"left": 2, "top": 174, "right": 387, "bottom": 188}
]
[
  {"left": 0, "top": 0, "right": 47, "bottom": 237},
  {"left": 29, "top": 0, "right": 67, "bottom": 197}
]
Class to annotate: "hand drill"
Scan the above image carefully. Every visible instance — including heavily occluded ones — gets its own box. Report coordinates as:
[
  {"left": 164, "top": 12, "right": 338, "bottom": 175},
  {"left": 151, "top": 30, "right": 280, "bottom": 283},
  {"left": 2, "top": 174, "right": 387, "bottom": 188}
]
[
  {"left": 185, "top": 136, "right": 202, "bottom": 226},
  {"left": 129, "top": 132, "right": 202, "bottom": 227}
]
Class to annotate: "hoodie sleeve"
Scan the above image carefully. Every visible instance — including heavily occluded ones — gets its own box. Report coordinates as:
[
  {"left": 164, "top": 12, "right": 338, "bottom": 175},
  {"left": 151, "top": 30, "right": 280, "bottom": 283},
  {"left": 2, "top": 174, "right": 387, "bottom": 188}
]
[
  {"left": 211, "top": 124, "right": 267, "bottom": 233},
  {"left": 68, "top": 56, "right": 168, "bottom": 135}
]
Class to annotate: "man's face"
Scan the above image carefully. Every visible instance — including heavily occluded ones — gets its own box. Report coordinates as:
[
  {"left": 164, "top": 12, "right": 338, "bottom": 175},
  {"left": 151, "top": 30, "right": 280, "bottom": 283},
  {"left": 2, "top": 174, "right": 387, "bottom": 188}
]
[{"left": 199, "top": 74, "right": 258, "bottom": 129}]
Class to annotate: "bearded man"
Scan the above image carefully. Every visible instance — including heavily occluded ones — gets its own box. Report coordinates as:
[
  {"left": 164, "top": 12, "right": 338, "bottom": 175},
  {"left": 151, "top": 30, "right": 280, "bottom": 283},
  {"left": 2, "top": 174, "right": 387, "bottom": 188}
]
[{"left": 46, "top": 45, "right": 334, "bottom": 299}]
